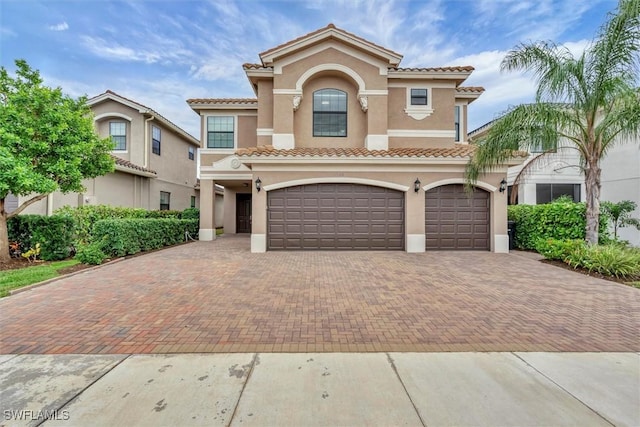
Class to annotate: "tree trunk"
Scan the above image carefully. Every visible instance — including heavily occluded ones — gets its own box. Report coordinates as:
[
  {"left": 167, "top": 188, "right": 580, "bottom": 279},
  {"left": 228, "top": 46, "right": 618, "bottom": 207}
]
[
  {"left": 0, "top": 212, "right": 9, "bottom": 264},
  {"left": 584, "top": 160, "right": 601, "bottom": 245}
]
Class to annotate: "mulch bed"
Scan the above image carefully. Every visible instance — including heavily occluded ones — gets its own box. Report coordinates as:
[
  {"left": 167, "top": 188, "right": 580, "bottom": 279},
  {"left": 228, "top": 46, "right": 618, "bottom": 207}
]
[{"left": 541, "top": 258, "right": 638, "bottom": 285}]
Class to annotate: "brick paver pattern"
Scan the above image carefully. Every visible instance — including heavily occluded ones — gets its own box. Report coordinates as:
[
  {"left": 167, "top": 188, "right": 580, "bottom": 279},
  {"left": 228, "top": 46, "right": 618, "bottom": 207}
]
[{"left": 1, "top": 236, "right": 639, "bottom": 354}]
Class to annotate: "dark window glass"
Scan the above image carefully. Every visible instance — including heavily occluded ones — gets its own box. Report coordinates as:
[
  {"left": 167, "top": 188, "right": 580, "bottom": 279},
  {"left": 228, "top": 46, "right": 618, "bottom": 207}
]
[
  {"left": 160, "top": 191, "right": 170, "bottom": 210},
  {"left": 313, "top": 89, "right": 347, "bottom": 137},
  {"left": 188, "top": 146, "right": 195, "bottom": 160},
  {"left": 454, "top": 106, "right": 460, "bottom": 142},
  {"left": 536, "top": 183, "right": 581, "bottom": 203},
  {"left": 190, "top": 196, "right": 196, "bottom": 208},
  {"left": 207, "top": 116, "right": 234, "bottom": 148},
  {"left": 152, "top": 126, "right": 161, "bottom": 155},
  {"left": 110, "top": 122, "right": 126, "bottom": 151},
  {"left": 410, "top": 88, "right": 428, "bottom": 105}
]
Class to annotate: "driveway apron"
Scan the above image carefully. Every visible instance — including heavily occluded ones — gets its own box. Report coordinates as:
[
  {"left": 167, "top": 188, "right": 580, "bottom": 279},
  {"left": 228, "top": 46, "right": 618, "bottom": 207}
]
[{"left": 1, "top": 236, "right": 638, "bottom": 354}]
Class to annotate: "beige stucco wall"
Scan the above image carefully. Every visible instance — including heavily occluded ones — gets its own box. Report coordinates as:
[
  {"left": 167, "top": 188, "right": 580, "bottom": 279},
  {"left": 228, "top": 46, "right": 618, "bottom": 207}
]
[
  {"left": 92, "top": 101, "right": 145, "bottom": 165},
  {"left": 257, "top": 80, "right": 274, "bottom": 136},
  {"left": 238, "top": 116, "right": 258, "bottom": 149}
]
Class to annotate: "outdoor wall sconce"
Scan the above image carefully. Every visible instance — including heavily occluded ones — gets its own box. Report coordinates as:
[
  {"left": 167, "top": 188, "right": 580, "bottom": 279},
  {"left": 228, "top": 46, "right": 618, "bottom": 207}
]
[
  {"left": 414, "top": 178, "right": 421, "bottom": 193},
  {"left": 499, "top": 179, "right": 507, "bottom": 193},
  {"left": 255, "top": 177, "right": 262, "bottom": 192}
]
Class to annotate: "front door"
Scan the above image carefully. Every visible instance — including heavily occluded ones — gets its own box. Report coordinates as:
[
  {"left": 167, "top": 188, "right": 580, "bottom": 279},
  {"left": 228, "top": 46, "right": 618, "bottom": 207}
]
[{"left": 236, "top": 193, "right": 252, "bottom": 233}]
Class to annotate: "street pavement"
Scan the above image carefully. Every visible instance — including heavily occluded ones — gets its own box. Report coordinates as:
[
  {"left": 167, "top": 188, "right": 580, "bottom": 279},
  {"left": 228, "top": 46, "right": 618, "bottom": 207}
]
[{"left": 1, "top": 352, "right": 638, "bottom": 426}]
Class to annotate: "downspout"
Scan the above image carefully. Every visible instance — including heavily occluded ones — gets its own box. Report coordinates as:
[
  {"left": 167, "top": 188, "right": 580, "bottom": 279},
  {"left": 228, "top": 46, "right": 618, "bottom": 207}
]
[
  {"left": 46, "top": 194, "right": 53, "bottom": 216},
  {"left": 144, "top": 114, "right": 154, "bottom": 168}
]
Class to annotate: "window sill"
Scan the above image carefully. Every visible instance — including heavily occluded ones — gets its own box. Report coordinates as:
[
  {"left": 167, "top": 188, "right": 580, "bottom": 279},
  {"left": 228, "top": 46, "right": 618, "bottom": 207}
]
[{"left": 404, "top": 107, "right": 434, "bottom": 120}]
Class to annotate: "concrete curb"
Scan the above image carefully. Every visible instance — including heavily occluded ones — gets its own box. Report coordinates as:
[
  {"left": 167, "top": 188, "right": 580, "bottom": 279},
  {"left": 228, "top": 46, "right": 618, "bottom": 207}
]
[{"left": 8, "top": 257, "right": 125, "bottom": 296}]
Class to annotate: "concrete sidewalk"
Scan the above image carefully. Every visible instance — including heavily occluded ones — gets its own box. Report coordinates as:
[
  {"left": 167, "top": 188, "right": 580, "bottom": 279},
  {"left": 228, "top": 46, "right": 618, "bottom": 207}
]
[{"left": 1, "top": 353, "right": 638, "bottom": 426}]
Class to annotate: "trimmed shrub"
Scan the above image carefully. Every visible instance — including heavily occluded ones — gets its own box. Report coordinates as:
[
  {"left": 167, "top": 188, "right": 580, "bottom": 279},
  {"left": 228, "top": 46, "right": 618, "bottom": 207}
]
[
  {"left": 55, "top": 205, "right": 183, "bottom": 244},
  {"left": 535, "top": 238, "right": 586, "bottom": 261},
  {"left": 7, "top": 215, "right": 74, "bottom": 261},
  {"left": 75, "top": 242, "right": 108, "bottom": 265},
  {"left": 92, "top": 218, "right": 198, "bottom": 257},
  {"left": 507, "top": 199, "right": 610, "bottom": 250},
  {"left": 181, "top": 207, "right": 200, "bottom": 221}
]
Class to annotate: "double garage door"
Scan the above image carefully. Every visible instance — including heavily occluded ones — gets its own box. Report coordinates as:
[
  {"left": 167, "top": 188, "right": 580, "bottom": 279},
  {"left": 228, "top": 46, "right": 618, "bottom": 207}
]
[
  {"left": 268, "top": 183, "right": 404, "bottom": 250},
  {"left": 267, "top": 183, "right": 489, "bottom": 251}
]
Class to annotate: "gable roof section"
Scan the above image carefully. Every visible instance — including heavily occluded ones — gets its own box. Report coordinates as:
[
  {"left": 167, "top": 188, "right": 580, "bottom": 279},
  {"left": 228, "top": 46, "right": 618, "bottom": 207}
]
[
  {"left": 259, "top": 23, "right": 403, "bottom": 67},
  {"left": 87, "top": 90, "right": 200, "bottom": 147}
]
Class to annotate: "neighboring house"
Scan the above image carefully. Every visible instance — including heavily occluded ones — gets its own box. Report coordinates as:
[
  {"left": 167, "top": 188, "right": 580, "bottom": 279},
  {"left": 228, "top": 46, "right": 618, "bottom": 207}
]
[
  {"left": 189, "top": 24, "right": 523, "bottom": 253},
  {"left": 469, "top": 121, "right": 586, "bottom": 206},
  {"left": 600, "top": 139, "right": 640, "bottom": 246},
  {"left": 8, "top": 90, "right": 223, "bottom": 222}
]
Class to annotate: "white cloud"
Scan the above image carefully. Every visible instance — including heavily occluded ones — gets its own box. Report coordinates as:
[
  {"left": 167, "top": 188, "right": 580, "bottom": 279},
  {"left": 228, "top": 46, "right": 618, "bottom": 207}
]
[{"left": 48, "top": 22, "right": 69, "bottom": 31}]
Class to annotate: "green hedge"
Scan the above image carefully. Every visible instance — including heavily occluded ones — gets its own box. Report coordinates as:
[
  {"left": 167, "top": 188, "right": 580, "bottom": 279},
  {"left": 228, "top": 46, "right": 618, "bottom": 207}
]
[
  {"left": 92, "top": 218, "right": 198, "bottom": 257},
  {"left": 55, "top": 205, "right": 191, "bottom": 244},
  {"left": 507, "top": 200, "right": 610, "bottom": 250},
  {"left": 7, "top": 215, "right": 74, "bottom": 261}
]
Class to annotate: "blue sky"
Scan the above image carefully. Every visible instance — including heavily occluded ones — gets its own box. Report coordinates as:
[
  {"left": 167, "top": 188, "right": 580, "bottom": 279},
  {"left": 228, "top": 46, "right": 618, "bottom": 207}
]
[{"left": 1, "top": 0, "right": 617, "bottom": 138}]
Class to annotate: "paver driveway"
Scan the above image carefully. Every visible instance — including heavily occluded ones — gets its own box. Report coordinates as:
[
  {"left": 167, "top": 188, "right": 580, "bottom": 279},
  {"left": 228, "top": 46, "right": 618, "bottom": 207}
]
[{"left": 1, "top": 236, "right": 638, "bottom": 354}]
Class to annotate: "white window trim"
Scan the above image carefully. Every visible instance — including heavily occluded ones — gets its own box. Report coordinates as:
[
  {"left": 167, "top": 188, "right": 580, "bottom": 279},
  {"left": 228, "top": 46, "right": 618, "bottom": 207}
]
[
  {"left": 109, "top": 121, "right": 128, "bottom": 153},
  {"left": 404, "top": 84, "right": 434, "bottom": 120},
  {"left": 205, "top": 114, "right": 238, "bottom": 151},
  {"left": 454, "top": 103, "right": 465, "bottom": 143}
]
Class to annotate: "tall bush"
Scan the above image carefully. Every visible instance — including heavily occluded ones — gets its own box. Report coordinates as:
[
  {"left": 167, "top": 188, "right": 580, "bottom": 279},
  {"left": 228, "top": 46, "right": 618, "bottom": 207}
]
[
  {"left": 7, "top": 215, "right": 74, "bottom": 261},
  {"left": 92, "top": 218, "right": 198, "bottom": 257},
  {"left": 507, "top": 199, "right": 609, "bottom": 250},
  {"left": 55, "top": 205, "right": 182, "bottom": 244}
]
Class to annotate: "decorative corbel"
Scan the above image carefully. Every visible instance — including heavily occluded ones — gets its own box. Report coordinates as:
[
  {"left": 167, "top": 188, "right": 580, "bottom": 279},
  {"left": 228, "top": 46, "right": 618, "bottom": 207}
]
[
  {"left": 292, "top": 95, "right": 302, "bottom": 111},
  {"left": 358, "top": 95, "right": 368, "bottom": 112}
]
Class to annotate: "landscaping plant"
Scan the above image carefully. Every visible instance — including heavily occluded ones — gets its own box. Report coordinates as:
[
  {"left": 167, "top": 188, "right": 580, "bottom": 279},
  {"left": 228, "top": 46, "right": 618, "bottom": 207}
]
[
  {"left": 466, "top": 0, "right": 640, "bottom": 245},
  {"left": 0, "top": 60, "right": 114, "bottom": 263},
  {"left": 601, "top": 200, "right": 640, "bottom": 240}
]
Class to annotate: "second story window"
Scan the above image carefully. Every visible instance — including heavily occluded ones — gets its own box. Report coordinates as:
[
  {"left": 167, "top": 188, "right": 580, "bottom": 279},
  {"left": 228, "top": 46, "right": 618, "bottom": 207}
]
[
  {"left": 207, "top": 116, "right": 235, "bottom": 148},
  {"left": 152, "top": 126, "right": 161, "bottom": 155},
  {"left": 313, "top": 89, "right": 347, "bottom": 137},
  {"left": 454, "top": 106, "right": 461, "bottom": 142},
  {"left": 109, "top": 122, "right": 126, "bottom": 151},
  {"left": 410, "top": 89, "right": 428, "bottom": 105},
  {"left": 188, "top": 146, "right": 195, "bottom": 160}
]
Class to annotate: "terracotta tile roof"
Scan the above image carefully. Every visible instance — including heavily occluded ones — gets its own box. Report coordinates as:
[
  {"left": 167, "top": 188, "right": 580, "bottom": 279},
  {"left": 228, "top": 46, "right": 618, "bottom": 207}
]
[
  {"left": 186, "top": 98, "right": 258, "bottom": 105},
  {"left": 112, "top": 155, "right": 157, "bottom": 175},
  {"left": 390, "top": 66, "right": 475, "bottom": 73},
  {"left": 236, "top": 145, "right": 479, "bottom": 158},
  {"left": 259, "top": 23, "right": 403, "bottom": 61},
  {"left": 243, "top": 63, "right": 272, "bottom": 70},
  {"left": 457, "top": 86, "right": 485, "bottom": 93}
]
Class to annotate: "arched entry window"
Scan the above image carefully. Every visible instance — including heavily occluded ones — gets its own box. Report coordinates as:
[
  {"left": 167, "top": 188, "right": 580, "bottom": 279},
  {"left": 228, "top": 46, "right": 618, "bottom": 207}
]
[{"left": 313, "top": 89, "right": 347, "bottom": 137}]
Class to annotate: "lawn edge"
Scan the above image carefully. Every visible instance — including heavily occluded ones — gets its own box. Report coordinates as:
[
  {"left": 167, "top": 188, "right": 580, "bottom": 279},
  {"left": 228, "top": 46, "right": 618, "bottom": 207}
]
[{"left": 8, "top": 258, "right": 125, "bottom": 296}]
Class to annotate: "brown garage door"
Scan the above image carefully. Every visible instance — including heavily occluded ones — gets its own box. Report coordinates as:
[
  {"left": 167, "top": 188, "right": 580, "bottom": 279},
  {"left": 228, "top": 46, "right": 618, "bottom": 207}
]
[
  {"left": 268, "top": 183, "right": 404, "bottom": 250},
  {"left": 425, "top": 184, "right": 489, "bottom": 250}
]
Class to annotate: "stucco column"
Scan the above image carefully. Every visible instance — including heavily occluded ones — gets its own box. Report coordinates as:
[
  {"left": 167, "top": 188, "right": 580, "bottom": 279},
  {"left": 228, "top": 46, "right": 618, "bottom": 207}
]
[
  {"left": 493, "top": 184, "right": 509, "bottom": 253},
  {"left": 364, "top": 95, "right": 388, "bottom": 150},
  {"left": 199, "top": 179, "right": 216, "bottom": 241},
  {"left": 272, "top": 94, "right": 295, "bottom": 149},
  {"left": 251, "top": 177, "right": 267, "bottom": 253},
  {"left": 405, "top": 187, "right": 426, "bottom": 252}
]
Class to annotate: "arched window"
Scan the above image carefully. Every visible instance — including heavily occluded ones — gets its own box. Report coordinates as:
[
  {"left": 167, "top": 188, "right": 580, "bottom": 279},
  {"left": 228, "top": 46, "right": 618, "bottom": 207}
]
[{"left": 313, "top": 89, "right": 347, "bottom": 137}]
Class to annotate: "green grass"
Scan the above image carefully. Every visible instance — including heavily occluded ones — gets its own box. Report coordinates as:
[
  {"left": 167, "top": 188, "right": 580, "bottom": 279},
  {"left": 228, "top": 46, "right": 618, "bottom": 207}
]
[
  {"left": 216, "top": 227, "right": 224, "bottom": 236},
  {"left": 0, "top": 260, "right": 80, "bottom": 297},
  {"left": 626, "top": 281, "right": 640, "bottom": 289}
]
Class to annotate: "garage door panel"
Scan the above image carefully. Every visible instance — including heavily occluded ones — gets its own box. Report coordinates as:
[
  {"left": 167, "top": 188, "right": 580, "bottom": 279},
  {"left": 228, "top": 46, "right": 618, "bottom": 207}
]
[
  {"left": 425, "top": 184, "right": 489, "bottom": 250},
  {"left": 268, "top": 184, "right": 404, "bottom": 250}
]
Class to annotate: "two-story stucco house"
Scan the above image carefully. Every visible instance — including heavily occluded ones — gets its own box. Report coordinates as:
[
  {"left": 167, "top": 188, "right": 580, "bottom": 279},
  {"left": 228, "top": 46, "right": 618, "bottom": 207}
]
[
  {"left": 7, "top": 90, "right": 212, "bottom": 217},
  {"left": 189, "top": 24, "right": 522, "bottom": 253}
]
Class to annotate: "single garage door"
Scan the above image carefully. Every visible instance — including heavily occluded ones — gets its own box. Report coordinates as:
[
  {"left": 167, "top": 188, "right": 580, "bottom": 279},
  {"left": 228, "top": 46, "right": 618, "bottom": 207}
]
[
  {"left": 425, "top": 184, "right": 489, "bottom": 250},
  {"left": 268, "top": 183, "right": 404, "bottom": 250}
]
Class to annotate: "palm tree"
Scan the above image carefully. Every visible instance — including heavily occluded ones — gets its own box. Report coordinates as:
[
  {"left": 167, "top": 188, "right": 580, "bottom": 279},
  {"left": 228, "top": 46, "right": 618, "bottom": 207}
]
[{"left": 466, "top": 0, "right": 640, "bottom": 244}]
